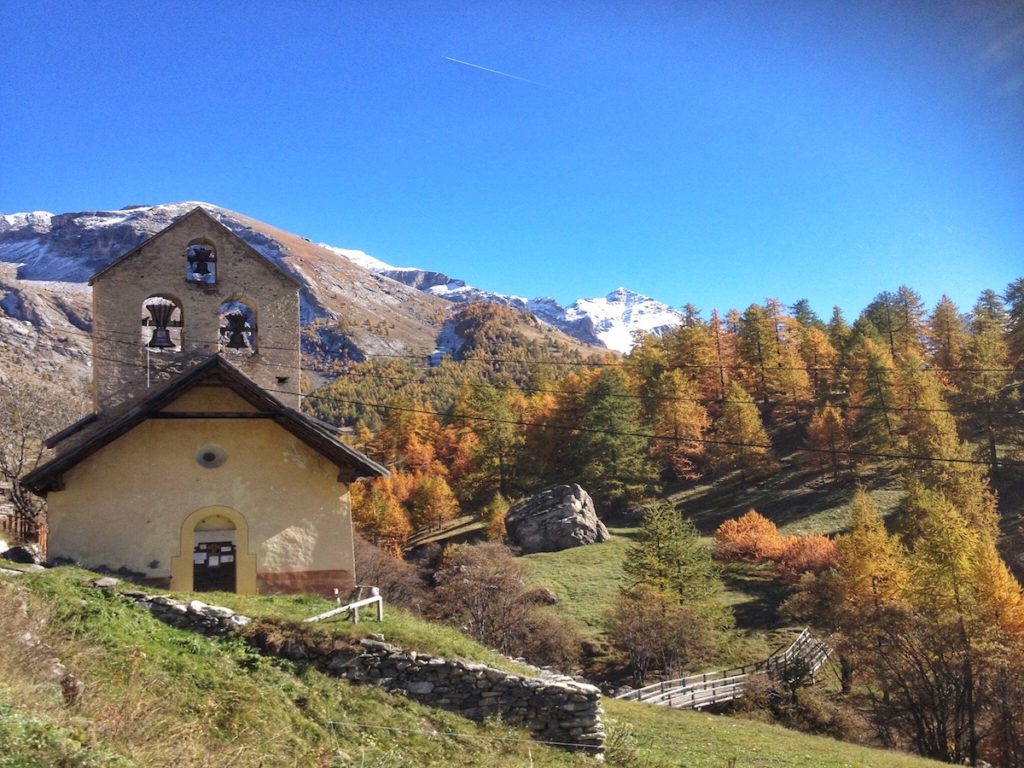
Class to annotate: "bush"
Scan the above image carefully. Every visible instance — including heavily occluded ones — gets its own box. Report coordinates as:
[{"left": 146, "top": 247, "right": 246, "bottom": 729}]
[
  {"left": 354, "top": 535, "right": 427, "bottom": 612},
  {"left": 714, "top": 509, "right": 783, "bottom": 562},
  {"left": 427, "top": 543, "right": 582, "bottom": 671},
  {"left": 607, "top": 585, "right": 716, "bottom": 687},
  {"left": 776, "top": 533, "right": 839, "bottom": 582}
]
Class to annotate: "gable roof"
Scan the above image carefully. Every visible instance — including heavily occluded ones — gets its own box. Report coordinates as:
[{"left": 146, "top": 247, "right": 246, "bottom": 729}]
[
  {"left": 88, "top": 206, "right": 302, "bottom": 288},
  {"left": 22, "top": 355, "right": 387, "bottom": 495}
]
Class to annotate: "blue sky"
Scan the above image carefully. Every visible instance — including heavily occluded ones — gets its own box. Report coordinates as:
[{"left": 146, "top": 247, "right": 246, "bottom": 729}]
[{"left": 2, "top": 0, "right": 1022, "bottom": 319}]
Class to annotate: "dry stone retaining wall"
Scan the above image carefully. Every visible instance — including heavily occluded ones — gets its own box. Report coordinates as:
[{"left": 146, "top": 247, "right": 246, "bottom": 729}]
[{"left": 112, "top": 585, "right": 604, "bottom": 754}]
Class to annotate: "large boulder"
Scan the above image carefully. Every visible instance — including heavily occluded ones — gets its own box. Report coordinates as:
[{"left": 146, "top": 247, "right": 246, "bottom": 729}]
[{"left": 505, "top": 484, "right": 610, "bottom": 554}]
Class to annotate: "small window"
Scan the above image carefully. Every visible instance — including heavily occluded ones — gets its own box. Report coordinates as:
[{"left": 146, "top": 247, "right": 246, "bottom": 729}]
[
  {"left": 186, "top": 241, "right": 216, "bottom": 283},
  {"left": 141, "top": 295, "right": 182, "bottom": 352},
  {"left": 218, "top": 299, "right": 257, "bottom": 353},
  {"left": 196, "top": 444, "right": 227, "bottom": 468}
]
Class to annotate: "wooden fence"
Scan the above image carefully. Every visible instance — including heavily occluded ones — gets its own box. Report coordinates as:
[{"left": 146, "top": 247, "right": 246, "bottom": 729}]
[{"left": 615, "top": 628, "right": 831, "bottom": 710}]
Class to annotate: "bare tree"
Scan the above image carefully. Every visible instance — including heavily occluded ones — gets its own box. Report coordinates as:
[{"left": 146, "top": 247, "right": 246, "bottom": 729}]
[{"left": 0, "top": 369, "right": 86, "bottom": 544}]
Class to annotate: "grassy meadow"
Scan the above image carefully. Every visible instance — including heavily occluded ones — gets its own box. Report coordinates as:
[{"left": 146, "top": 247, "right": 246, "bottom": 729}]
[{"left": 0, "top": 564, "right": 954, "bottom": 768}]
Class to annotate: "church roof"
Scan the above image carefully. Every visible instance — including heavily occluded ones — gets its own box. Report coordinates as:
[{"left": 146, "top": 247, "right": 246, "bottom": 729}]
[{"left": 22, "top": 355, "right": 387, "bottom": 495}]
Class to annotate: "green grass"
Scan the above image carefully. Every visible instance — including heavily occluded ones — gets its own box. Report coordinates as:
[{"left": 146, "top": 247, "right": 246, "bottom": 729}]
[
  {"left": 0, "top": 567, "right": 587, "bottom": 768},
  {"left": 668, "top": 463, "right": 906, "bottom": 537},
  {"left": 521, "top": 527, "right": 790, "bottom": 666},
  {"left": 188, "top": 588, "right": 538, "bottom": 676},
  {"left": 0, "top": 566, "right": 950, "bottom": 768},
  {"left": 603, "top": 699, "right": 951, "bottom": 768},
  {"left": 522, "top": 527, "right": 635, "bottom": 636},
  {"left": 0, "top": 694, "right": 140, "bottom": 768}
]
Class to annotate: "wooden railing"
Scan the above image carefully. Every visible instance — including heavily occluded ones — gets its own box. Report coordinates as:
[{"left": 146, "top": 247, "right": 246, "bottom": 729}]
[
  {"left": 615, "top": 628, "right": 831, "bottom": 710},
  {"left": 305, "top": 586, "right": 384, "bottom": 624}
]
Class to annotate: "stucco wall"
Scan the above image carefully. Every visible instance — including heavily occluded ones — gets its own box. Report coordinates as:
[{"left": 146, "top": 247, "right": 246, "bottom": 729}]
[
  {"left": 91, "top": 210, "right": 301, "bottom": 409},
  {"left": 45, "top": 387, "right": 354, "bottom": 595}
]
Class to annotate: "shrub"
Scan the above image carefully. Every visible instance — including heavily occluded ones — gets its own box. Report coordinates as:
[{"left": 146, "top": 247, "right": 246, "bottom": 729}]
[
  {"left": 427, "top": 543, "right": 581, "bottom": 671},
  {"left": 776, "top": 533, "right": 839, "bottom": 582},
  {"left": 714, "top": 509, "right": 784, "bottom": 562},
  {"left": 715, "top": 510, "right": 837, "bottom": 582},
  {"left": 353, "top": 535, "right": 427, "bottom": 612},
  {"left": 607, "top": 585, "right": 717, "bottom": 687}
]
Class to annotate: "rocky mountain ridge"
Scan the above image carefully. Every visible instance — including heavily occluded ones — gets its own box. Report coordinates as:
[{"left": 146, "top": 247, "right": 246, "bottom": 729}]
[{"left": 0, "top": 203, "right": 685, "bottom": 379}]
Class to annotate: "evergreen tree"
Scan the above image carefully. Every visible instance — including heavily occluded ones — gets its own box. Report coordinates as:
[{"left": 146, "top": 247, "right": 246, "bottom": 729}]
[
  {"left": 846, "top": 336, "right": 901, "bottom": 459},
  {"left": 862, "top": 286, "right": 928, "bottom": 362},
  {"left": 662, "top": 305, "right": 721, "bottom": 401},
  {"left": 895, "top": 354, "right": 998, "bottom": 537},
  {"left": 962, "top": 292, "right": 1019, "bottom": 474},
  {"left": 797, "top": 325, "right": 839, "bottom": 404},
  {"left": 649, "top": 368, "right": 709, "bottom": 481},
  {"left": 708, "top": 308, "right": 737, "bottom": 405},
  {"left": 409, "top": 475, "right": 461, "bottom": 531},
  {"left": 453, "top": 381, "right": 525, "bottom": 501},
  {"left": 577, "top": 367, "right": 657, "bottom": 511},
  {"left": 1005, "top": 277, "right": 1024, "bottom": 368},
  {"left": 612, "top": 502, "right": 733, "bottom": 684},
  {"left": 803, "top": 404, "right": 850, "bottom": 479},
  {"left": 736, "top": 301, "right": 810, "bottom": 423},
  {"left": 790, "top": 298, "right": 826, "bottom": 330},
  {"left": 622, "top": 502, "right": 733, "bottom": 629}
]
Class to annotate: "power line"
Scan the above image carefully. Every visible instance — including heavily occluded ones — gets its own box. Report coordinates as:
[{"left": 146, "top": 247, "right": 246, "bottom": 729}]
[
  {"left": 12, "top": 330, "right": 1021, "bottom": 425},
  {"left": 45, "top": 322, "right": 1022, "bottom": 374},
  {"left": 277, "top": 388, "right": 1024, "bottom": 469}
]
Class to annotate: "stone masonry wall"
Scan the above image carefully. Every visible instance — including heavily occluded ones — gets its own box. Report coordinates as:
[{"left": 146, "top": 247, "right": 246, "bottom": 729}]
[
  {"left": 112, "top": 585, "right": 604, "bottom": 754},
  {"left": 91, "top": 210, "right": 301, "bottom": 409}
]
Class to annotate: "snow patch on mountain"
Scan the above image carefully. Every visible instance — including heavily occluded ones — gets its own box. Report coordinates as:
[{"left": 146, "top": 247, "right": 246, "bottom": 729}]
[
  {"left": 330, "top": 254, "right": 684, "bottom": 352},
  {"left": 318, "top": 244, "right": 394, "bottom": 273},
  {"left": 566, "top": 287, "right": 684, "bottom": 353},
  {"left": 1, "top": 201, "right": 685, "bottom": 354}
]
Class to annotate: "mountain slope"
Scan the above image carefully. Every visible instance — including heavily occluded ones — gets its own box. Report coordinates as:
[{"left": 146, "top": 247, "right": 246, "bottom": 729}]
[
  {"left": 1, "top": 202, "right": 449, "bottom": 361},
  {"left": 0, "top": 201, "right": 678, "bottom": 383},
  {"left": 374, "top": 263, "right": 684, "bottom": 352}
]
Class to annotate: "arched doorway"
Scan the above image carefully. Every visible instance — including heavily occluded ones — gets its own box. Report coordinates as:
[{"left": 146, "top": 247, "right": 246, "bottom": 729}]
[
  {"left": 192, "top": 513, "right": 236, "bottom": 592},
  {"left": 170, "top": 506, "right": 257, "bottom": 594}
]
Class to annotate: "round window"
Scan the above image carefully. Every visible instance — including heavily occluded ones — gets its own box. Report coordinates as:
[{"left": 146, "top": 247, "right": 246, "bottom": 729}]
[{"left": 196, "top": 445, "right": 227, "bottom": 469}]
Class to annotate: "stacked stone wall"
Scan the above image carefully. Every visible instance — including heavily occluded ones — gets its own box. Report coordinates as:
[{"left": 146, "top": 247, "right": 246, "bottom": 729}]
[{"left": 114, "top": 586, "right": 604, "bottom": 754}]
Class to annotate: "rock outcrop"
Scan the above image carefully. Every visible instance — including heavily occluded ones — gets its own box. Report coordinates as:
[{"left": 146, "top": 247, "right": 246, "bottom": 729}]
[{"left": 505, "top": 484, "right": 609, "bottom": 554}]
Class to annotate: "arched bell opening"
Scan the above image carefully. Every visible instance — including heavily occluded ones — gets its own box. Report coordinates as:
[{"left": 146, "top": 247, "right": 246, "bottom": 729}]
[
  {"left": 140, "top": 294, "right": 183, "bottom": 352},
  {"left": 192, "top": 513, "right": 237, "bottom": 593},
  {"left": 218, "top": 298, "right": 257, "bottom": 353},
  {"left": 186, "top": 239, "right": 217, "bottom": 284}
]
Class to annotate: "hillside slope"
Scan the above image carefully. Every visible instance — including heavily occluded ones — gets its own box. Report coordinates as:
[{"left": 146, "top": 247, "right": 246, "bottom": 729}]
[{"left": 0, "top": 566, "right": 950, "bottom": 768}]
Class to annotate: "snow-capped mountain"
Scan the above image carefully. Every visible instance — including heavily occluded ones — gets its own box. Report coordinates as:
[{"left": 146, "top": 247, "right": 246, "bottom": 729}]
[
  {"left": 564, "top": 287, "right": 685, "bottom": 353},
  {"left": 0, "top": 202, "right": 685, "bottom": 362},
  {"left": 338, "top": 260, "right": 684, "bottom": 353}
]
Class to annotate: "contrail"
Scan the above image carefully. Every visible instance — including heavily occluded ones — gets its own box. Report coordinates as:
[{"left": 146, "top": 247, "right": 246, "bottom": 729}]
[{"left": 444, "top": 56, "right": 541, "bottom": 86}]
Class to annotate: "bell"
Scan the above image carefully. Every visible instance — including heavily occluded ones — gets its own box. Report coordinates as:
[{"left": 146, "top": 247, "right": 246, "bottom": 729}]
[
  {"left": 222, "top": 312, "right": 250, "bottom": 349},
  {"left": 148, "top": 327, "right": 176, "bottom": 349},
  {"left": 145, "top": 300, "right": 177, "bottom": 349},
  {"left": 188, "top": 246, "right": 213, "bottom": 277}
]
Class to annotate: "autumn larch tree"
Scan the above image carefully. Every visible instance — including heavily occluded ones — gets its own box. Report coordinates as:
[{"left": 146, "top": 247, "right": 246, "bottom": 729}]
[{"left": 710, "top": 381, "right": 777, "bottom": 482}]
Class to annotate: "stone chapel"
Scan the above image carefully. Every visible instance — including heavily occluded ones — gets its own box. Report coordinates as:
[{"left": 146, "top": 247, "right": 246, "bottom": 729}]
[{"left": 23, "top": 207, "right": 386, "bottom": 594}]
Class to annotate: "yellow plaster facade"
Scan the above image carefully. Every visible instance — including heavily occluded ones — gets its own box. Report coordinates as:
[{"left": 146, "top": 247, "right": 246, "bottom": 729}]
[
  {"left": 25, "top": 208, "right": 385, "bottom": 597},
  {"left": 44, "top": 386, "right": 356, "bottom": 595}
]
